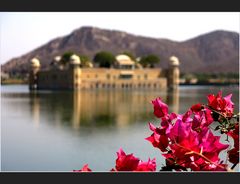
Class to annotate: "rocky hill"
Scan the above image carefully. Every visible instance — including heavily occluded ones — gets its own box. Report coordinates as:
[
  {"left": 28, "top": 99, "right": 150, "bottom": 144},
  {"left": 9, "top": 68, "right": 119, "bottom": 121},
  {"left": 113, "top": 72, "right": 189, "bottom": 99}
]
[{"left": 1, "top": 26, "right": 239, "bottom": 75}]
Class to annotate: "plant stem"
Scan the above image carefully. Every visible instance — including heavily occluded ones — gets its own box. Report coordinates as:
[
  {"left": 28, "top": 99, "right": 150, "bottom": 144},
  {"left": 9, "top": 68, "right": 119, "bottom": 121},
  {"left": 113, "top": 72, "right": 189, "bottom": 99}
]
[
  {"left": 231, "top": 163, "right": 238, "bottom": 170},
  {"left": 205, "top": 105, "right": 231, "bottom": 125},
  {"left": 174, "top": 142, "right": 233, "bottom": 171}
]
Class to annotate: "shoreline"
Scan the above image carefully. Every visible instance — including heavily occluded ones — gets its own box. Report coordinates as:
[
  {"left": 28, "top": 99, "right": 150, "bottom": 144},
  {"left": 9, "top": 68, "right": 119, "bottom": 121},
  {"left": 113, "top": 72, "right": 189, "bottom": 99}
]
[
  {"left": 180, "top": 83, "right": 239, "bottom": 86},
  {"left": 1, "top": 82, "right": 239, "bottom": 86}
]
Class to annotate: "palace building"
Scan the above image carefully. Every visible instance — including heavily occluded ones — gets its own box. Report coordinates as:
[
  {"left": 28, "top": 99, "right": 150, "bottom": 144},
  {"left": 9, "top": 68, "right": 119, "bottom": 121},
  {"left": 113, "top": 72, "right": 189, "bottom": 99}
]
[{"left": 29, "top": 54, "right": 180, "bottom": 90}]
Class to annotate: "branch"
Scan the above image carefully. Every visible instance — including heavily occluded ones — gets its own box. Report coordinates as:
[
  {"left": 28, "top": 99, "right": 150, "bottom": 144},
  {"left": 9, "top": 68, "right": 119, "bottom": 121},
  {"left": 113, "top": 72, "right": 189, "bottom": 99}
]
[{"left": 174, "top": 142, "right": 233, "bottom": 171}]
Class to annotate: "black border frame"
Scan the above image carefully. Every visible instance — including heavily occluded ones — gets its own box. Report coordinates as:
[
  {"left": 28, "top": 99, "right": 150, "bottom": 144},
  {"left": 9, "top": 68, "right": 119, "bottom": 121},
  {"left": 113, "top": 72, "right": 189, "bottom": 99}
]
[
  {"left": 1, "top": 172, "right": 240, "bottom": 183},
  {"left": 1, "top": 0, "right": 240, "bottom": 11},
  {"left": 1, "top": 0, "right": 239, "bottom": 183}
]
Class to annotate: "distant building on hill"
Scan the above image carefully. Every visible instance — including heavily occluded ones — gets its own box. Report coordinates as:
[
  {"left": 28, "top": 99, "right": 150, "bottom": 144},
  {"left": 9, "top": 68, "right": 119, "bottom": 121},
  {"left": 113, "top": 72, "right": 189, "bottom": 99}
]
[{"left": 29, "top": 54, "right": 180, "bottom": 90}]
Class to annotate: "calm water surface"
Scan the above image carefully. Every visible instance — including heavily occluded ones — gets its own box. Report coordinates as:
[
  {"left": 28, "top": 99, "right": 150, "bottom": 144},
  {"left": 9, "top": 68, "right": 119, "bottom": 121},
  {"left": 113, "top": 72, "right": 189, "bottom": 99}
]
[{"left": 1, "top": 85, "right": 239, "bottom": 171}]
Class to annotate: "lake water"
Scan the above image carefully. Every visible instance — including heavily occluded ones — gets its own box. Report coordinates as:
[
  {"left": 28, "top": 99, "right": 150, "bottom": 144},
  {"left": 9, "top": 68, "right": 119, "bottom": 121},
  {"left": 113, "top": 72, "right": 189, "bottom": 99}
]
[{"left": 1, "top": 84, "right": 239, "bottom": 171}]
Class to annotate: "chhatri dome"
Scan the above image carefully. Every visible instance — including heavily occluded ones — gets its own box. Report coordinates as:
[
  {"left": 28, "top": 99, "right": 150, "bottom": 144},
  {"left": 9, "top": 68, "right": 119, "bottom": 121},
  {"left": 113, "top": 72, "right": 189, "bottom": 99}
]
[
  {"left": 169, "top": 56, "right": 180, "bottom": 66},
  {"left": 70, "top": 54, "right": 81, "bottom": 65},
  {"left": 116, "top": 54, "right": 131, "bottom": 61},
  {"left": 116, "top": 54, "right": 135, "bottom": 65},
  {"left": 31, "top": 58, "right": 40, "bottom": 67},
  {"left": 54, "top": 56, "right": 61, "bottom": 62}
]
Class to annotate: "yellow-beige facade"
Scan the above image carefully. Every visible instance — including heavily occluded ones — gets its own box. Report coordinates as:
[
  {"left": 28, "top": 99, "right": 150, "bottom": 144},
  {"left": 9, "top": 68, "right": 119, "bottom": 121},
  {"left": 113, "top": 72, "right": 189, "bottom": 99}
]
[{"left": 29, "top": 54, "right": 180, "bottom": 90}]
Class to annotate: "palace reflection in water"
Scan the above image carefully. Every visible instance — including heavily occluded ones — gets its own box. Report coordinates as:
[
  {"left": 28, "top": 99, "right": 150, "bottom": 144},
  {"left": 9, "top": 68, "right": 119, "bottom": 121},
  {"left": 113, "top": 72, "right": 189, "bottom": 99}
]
[
  {"left": 29, "top": 89, "right": 180, "bottom": 130},
  {"left": 2, "top": 85, "right": 238, "bottom": 171}
]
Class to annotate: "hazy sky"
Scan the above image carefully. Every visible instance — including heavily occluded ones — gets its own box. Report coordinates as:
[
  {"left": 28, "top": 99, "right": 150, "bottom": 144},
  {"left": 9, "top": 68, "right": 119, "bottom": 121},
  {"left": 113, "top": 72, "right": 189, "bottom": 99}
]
[{"left": 0, "top": 12, "right": 239, "bottom": 65}]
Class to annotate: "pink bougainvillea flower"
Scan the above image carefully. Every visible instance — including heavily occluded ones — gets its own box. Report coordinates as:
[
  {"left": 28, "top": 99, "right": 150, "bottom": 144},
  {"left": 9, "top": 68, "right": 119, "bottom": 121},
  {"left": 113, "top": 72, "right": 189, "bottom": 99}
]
[
  {"left": 169, "top": 112, "right": 178, "bottom": 121},
  {"left": 152, "top": 97, "right": 169, "bottom": 118},
  {"left": 192, "top": 108, "right": 214, "bottom": 131},
  {"left": 166, "top": 119, "right": 197, "bottom": 145},
  {"left": 208, "top": 91, "right": 234, "bottom": 117},
  {"left": 112, "top": 148, "right": 156, "bottom": 172},
  {"left": 227, "top": 124, "right": 239, "bottom": 165},
  {"left": 189, "top": 156, "right": 228, "bottom": 171},
  {"left": 147, "top": 93, "right": 234, "bottom": 171},
  {"left": 198, "top": 128, "right": 229, "bottom": 162},
  {"left": 160, "top": 112, "right": 178, "bottom": 129},
  {"left": 191, "top": 103, "right": 203, "bottom": 113},
  {"left": 164, "top": 117, "right": 229, "bottom": 170},
  {"left": 227, "top": 124, "right": 239, "bottom": 150},
  {"left": 166, "top": 120, "right": 200, "bottom": 163},
  {"left": 73, "top": 164, "right": 92, "bottom": 172},
  {"left": 135, "top": 158, "right": 156, "bottom": 171},
  {"left": 208, "top": 91, "right": 224, "bottom": 110},
  {"left": 223, "top": 93, "right": 235, "bottom": 117},
  {"left": 114, "top": 148, "right": 140, "bottom": 171},
  {"left": 204, "top": 108, "right": 214, "bottom": 126},
  {"left": 182, "top": 110, "right": 193, "bottom": 124},
  {"left": 145, "top": 123, "right": 169, "bottom": 152}
]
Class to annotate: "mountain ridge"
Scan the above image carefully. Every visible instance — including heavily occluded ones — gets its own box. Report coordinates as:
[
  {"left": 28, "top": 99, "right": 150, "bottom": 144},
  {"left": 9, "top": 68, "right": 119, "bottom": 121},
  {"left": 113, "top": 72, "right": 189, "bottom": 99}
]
[{"left": 2, "top": 26, "right": 239, "bottom": 75}]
